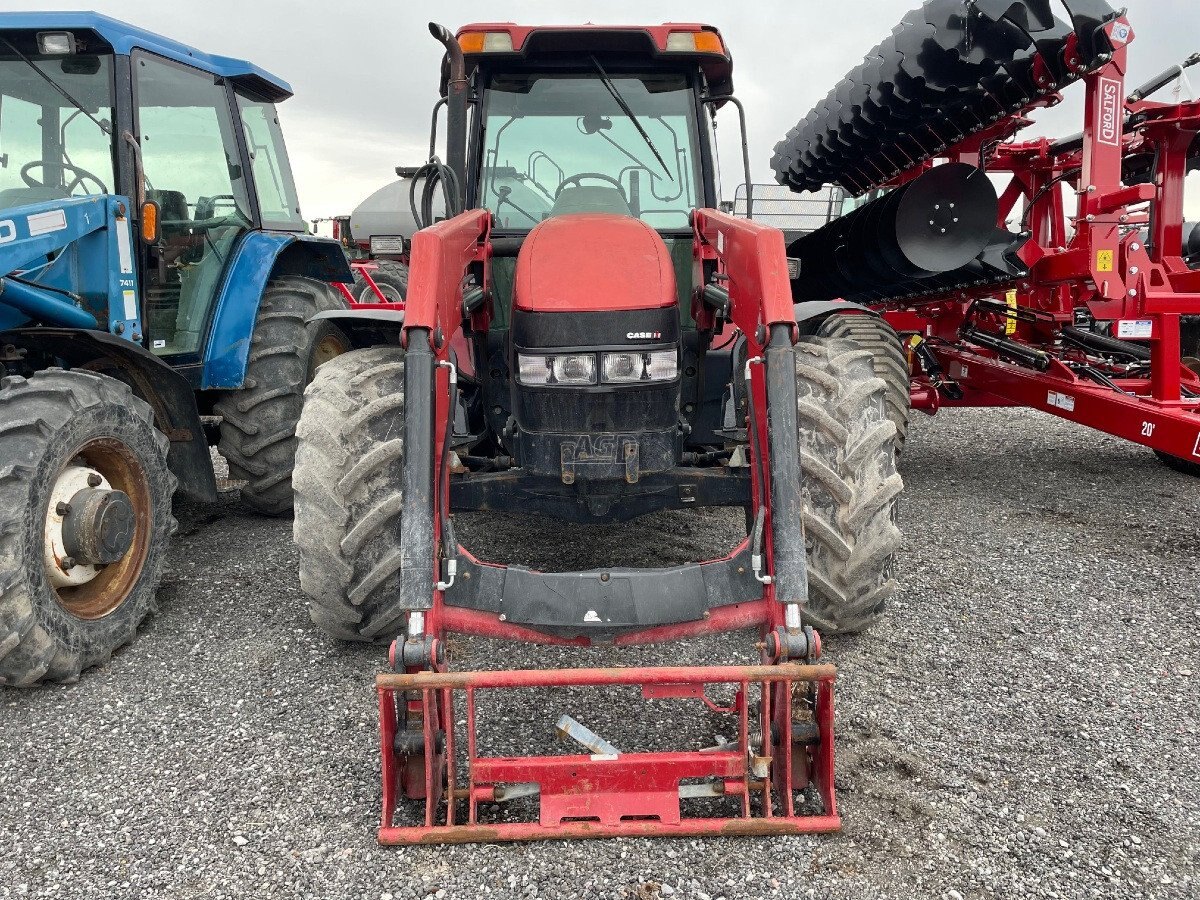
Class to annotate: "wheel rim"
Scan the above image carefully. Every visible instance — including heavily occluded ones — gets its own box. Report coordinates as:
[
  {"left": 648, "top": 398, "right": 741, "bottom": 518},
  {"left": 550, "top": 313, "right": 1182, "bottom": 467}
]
[
  {"left": 312, "top": 333, "right": 349, "bottom": 371},
  {"left": 360, "top": 280, "right": 404, "bottom": 305},
  {"left": 43, "top": 438, "right": 153, "bottom": 620},
  {"left": 376, "top": 284, "right": 404, "bottom": 304}
]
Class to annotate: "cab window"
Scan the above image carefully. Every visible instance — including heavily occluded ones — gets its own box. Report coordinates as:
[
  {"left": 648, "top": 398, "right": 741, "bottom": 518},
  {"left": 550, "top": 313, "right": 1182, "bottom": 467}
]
[
  {"left": 238, "top": 94, "right": 304, "bottom": 231},
  {"left": 0, "top": 51, "right": 114, "bottom": 206}
]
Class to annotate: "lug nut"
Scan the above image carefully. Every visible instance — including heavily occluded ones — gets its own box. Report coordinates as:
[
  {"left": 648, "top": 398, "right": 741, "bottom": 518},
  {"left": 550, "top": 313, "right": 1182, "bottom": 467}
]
[
  {"left": 56, "top": 501, "right": 71, "bottom": 516},
  {"left": 61, "top": 556, "right": 76, "bottom": 571},
  {"left": 87, "top": 473, "right": 102, "bottom": 487}
]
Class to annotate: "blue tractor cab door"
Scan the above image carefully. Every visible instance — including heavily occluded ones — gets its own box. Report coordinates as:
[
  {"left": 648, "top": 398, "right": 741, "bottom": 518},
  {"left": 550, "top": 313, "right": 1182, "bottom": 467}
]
[{"left": 132, "top": 51, "right": 308, "bottom": 367}]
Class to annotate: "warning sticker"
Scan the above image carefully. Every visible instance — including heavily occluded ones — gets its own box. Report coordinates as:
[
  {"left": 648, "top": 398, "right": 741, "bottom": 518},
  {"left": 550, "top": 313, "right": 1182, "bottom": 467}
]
[
  {"left": 27, "top": 208, "right": 67, "bottom": 236},
  {"left": 122, "top": 290, "right": 138, "bottom": 322},
  {"left": 1005, "top": 289, "right": 1018, "bottom": 336},
  {"left": 1047, "top": 391, "right": 1076, "bottom": 413},
  {"left": 116, "top": 218, "right": 134, "bottom": 274},
  {"left": 1096, "top": 250, "right": 1114, "bottom": 272},
  {"left": 1116, "top": 319, "right": 1153, "bottom": 339}
]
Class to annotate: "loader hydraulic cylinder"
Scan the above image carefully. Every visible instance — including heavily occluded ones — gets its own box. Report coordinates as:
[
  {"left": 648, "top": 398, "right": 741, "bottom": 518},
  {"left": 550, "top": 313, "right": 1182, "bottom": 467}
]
[
  {"left": 0, "top": 277, "right": 98, "bottom": 330},
  {"left": 399, "top": 329, "right": 437, "bottom": 613},
  {"left": 764, "top": 324, "right": 809, "bottom": 612}
]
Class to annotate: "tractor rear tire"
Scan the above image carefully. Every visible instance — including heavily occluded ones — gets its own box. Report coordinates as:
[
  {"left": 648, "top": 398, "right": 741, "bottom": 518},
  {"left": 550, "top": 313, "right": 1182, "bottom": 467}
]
[
  {"left": 215, "top": 276, "right": 349, "bottom": 516},
  {"left": 354, "top": 260, "right": 408, "bottom": 305},
  {"left": 0, "top": 370, "right": 176, "bottom": 686},
  {"left": 814, "top": 314, "right": 910, "bottom": 454},
  {"left": 293, "top": 346, "right": 408, "bottom": 640},
  {"left": 1154, "top": 450, "right": 1200, "bottom": 477},
  {"left": 794, "top": 336, "right": 903, "bottom": 635}
]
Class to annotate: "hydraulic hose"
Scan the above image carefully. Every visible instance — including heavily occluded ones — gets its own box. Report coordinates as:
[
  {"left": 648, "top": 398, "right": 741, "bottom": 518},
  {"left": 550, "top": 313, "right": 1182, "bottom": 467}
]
[{"left": 409, "top": 159, "right": 463, "bottom": 231}]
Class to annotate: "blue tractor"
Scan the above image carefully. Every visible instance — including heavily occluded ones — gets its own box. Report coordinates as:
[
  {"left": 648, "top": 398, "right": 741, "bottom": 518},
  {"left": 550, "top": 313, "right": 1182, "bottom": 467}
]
[{"left": 0, "top": 14, "right": 354, "bottom": 685}]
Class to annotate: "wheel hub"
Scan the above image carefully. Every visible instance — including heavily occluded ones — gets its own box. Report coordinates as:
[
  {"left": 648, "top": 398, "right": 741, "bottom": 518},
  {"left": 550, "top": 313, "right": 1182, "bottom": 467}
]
[
  {"left": 43, "top": 464, "right": 134, "bottom": 588},
  {"left": 63, "top": 486, "right": 136, "bottom": 565}
]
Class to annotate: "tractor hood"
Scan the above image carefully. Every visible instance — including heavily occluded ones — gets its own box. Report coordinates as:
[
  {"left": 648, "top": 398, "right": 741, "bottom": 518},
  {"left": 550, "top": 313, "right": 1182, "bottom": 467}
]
[{"left": 513, "top": 213, "right": 677, "bottom": 314}]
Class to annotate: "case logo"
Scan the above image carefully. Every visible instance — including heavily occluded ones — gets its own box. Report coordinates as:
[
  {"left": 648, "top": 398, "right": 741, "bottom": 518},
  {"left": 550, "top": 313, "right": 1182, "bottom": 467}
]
[{"left": 626, "top": 331, "right": 662, "bottom": 340}]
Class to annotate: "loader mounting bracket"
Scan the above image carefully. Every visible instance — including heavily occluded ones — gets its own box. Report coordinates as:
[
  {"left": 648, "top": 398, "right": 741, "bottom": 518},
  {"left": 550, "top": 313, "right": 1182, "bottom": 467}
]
[{"left": 442, "top": 543, "right": 761, "bottom": 639}]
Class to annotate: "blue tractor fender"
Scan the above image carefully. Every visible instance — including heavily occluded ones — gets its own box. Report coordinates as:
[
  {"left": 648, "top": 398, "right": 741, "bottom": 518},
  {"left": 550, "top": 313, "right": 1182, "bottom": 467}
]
[
  {"left": 1, "top": 327, "right": 218, "bottom": 503},
  {"left": 201, "top": 231, "right": 354, "bottom": 389}
]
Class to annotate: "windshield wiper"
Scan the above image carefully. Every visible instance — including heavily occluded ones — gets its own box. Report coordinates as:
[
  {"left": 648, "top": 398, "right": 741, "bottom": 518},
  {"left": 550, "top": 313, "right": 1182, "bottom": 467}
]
[
  {"left": 0, "top": 37, "right": 111, "bottom": 137},
  {"left": 589, "top": 55, "right": 672, "bottom": 180}
]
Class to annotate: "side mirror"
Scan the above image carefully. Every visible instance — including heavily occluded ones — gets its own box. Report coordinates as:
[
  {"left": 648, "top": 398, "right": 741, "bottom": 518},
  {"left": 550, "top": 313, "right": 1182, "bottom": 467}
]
[{"left": 140, "top": 200, "right": 160, "bottom": 245}]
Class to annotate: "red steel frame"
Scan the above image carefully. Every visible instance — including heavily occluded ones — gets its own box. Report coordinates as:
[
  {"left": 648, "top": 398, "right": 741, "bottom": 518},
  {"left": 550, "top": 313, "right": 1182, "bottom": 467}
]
[
  {"left": 337, "top": 260, "right": 402, "bottom": 307},
  {"left": 879, "top": 15, "right": 1200, "bottom": 464},
  {"left": 377, "top": 664, "right": 837, "bottom": 844},
  {"left": 374, "top": 208, "right": 840, "bottom": 844}
]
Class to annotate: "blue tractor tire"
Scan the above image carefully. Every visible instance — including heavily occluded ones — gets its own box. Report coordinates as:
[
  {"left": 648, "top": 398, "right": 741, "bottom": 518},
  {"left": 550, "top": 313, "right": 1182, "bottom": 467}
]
[
  {"left": 214, "top": 276, "right": 349, "bottom": 516},
  {"left": 0, "top": 369, "right": 176, "bottom": 685}
]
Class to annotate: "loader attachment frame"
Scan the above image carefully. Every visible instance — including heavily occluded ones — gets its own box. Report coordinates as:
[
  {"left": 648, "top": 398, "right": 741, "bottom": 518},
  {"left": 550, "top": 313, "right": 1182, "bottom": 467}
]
[
  {"left": 377, "top": 664, "right": 837, "bottom": 843},
  {"left": 377, "top": 206, "right": 838, "bottom": 843}
]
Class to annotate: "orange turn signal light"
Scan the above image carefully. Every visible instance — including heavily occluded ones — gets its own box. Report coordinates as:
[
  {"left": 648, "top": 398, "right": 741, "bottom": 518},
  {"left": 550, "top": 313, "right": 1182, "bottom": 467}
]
[
  {"left": 458, "top": 31, "right": 514, "bottom": 53},
  {"left": 666, "top": 30, "right": 725, "bottom": 55},
  {"left": 693, "top": 31, "right": 725, "bottom": 54},
  {"left": 140, "top": 199, "right": 160, "bottom": 244}
]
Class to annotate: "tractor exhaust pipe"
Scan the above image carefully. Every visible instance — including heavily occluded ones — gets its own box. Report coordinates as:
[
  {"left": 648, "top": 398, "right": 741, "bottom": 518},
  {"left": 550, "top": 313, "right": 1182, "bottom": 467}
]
[{"left": 429, "top": 23, "right": 468, "bottom": 210}]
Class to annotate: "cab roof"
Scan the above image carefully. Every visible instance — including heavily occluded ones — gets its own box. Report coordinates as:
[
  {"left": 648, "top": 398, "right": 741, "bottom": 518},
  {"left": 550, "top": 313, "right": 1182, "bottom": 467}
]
[
  {"left": 445, "top": 23, "right": 733, "bottom": 97},
  {"left": 0, "top": 11, "right": 292, "bottom": 101}
]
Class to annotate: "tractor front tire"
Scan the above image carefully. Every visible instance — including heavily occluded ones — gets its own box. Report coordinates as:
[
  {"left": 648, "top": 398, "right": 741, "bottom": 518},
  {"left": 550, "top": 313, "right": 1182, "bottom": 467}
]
[
  {"left": 215, "top": 276, "right": 349, "bottom": 516},
  {"left": 293, "top": 346, "right": 408, "bottom": 640},
  {"left": 354, "top": 261, "right": 408, "bottom": 305},
  {"left": 815, "top": 314, "right": 910, "bottom": 454},
  {"left": 794, "top": 336, "right": 904, "bottom": 634},
  {"left": 0, "top": 370, "right": 176, "bottom": 685}
]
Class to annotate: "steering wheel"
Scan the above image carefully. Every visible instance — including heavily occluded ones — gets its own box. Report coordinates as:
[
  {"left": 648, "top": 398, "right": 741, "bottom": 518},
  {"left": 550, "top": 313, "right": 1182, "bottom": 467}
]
[
  {"left": 21, "top": 160, "right": 108, "bottom": 196},
  {"left": 555, "top": 172, "right": 628, "bottom": 200}
]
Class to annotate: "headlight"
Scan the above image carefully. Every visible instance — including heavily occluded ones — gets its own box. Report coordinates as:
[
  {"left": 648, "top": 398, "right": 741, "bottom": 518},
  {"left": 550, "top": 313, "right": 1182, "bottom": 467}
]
[
  {"left": 517, "top": 353, "right": 597, "bottom": 386},
  {"left": 517, "top": 350, "right": 678, "bottom": 386},
  {"left": 602, "top": 350, "right": 678, "bottom": 383},
  {"left": 37, "top": 32, "right": 77, "bottom": 55}
]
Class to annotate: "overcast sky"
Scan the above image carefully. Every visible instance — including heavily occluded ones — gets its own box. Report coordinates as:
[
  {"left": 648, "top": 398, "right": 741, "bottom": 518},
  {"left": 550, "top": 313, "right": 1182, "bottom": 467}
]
[{"left": 17, "top": 0, "right": 1200, "bottom": 220}]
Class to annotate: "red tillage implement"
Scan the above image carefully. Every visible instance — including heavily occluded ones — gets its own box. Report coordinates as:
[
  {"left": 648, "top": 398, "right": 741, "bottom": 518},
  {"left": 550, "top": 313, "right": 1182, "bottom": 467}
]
[{"left": 775, "top": 2, "right": 1200, "bottom": 474}]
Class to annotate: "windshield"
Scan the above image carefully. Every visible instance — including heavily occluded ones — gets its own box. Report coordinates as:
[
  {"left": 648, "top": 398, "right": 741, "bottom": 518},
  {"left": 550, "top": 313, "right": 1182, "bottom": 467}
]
[
  {"left": 0, "top": 53, "right": 114, "bottom": 205},
  {"left": 479, "top": 72, "right": 700, "bottom": 230}
]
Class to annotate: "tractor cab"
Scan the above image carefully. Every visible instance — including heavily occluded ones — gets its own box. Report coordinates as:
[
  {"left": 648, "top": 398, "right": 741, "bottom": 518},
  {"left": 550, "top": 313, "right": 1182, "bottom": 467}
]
[
  {"left": 0, "top": 14, "right": 310, "bottom": 364},
  {"left": 441, "top": 24, "right": 742, "bottom": 501}
]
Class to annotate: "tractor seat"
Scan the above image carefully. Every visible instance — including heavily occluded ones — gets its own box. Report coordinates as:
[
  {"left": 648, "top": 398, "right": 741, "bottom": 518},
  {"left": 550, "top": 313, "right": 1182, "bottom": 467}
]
[
  {"left": 147, "top": 189, "right": 189, "bottom": 224},
  {"left": 550, "top": 185, "right": 632, "bottom": 218},
  {"left": 0, "top": 186, "right": 71, "bottom": 208}
]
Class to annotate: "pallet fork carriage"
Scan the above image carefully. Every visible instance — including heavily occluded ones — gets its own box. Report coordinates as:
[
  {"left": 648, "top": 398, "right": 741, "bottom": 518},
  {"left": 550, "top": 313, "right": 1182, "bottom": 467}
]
[{"left": 376, "top": 664, "right": 838, "bottom": 843}]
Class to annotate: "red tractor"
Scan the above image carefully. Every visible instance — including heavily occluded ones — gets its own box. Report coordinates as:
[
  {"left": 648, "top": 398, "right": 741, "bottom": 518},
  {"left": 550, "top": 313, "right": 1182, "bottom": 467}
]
[{"left": 293, "top": 22, "right": 905, "bottom": 842}]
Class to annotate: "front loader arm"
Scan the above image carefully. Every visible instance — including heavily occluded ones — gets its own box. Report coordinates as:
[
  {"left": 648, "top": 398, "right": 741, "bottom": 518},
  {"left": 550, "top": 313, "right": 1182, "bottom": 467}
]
[
  {"left": 0, "top": 195, "right": 142, "bottom": 339},
  {"left": 403, "top": 208, "right": 492, "bottom": 353},
  {"left": 692, "top": 208, "right": 811, "bottom": 640},
  {"left": 398, "top": 209, "right": 492, "bottom": 615}
]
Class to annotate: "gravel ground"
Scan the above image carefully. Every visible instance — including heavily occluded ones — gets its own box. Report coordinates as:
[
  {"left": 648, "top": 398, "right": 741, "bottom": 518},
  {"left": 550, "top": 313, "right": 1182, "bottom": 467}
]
[{"left": 1, "top": 407, "right": 1198, "bottom": 900}]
